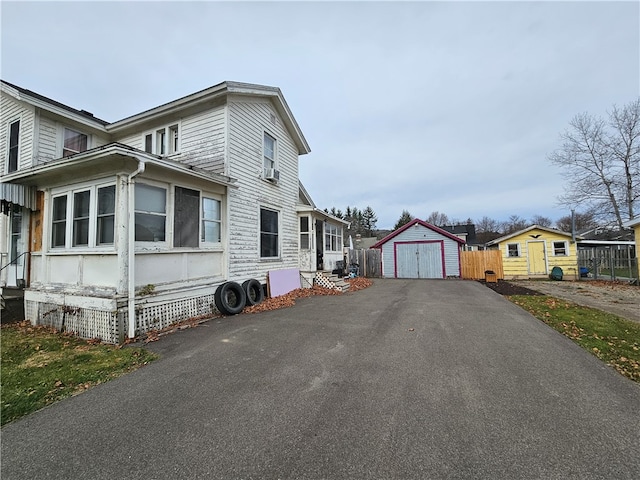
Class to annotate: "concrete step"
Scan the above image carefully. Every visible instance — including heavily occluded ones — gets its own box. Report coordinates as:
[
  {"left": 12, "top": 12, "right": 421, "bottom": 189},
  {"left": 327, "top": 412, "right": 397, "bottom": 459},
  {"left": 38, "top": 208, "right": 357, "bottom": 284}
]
[{"left": 315, "top": 272, "right": 350, "bottom": 292}]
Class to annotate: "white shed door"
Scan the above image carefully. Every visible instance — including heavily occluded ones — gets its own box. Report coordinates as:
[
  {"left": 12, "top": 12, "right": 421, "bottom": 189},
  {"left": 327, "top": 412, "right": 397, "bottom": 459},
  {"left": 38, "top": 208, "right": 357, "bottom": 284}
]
[{"left": 396, "top": 242, "right": 443, "bottom": 278}]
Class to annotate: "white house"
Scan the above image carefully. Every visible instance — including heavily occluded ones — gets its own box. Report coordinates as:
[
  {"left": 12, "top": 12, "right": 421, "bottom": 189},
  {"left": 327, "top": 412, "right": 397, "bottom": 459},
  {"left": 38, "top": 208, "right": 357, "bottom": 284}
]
[{"left": 0, "top": 80, "right": 344, "bottom": 342}]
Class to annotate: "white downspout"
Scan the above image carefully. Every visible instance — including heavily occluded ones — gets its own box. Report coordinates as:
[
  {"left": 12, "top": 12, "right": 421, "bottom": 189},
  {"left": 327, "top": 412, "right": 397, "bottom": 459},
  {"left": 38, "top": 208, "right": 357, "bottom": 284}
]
[{"left": 127, "top": 160, "right": 146, "bottom": 339}]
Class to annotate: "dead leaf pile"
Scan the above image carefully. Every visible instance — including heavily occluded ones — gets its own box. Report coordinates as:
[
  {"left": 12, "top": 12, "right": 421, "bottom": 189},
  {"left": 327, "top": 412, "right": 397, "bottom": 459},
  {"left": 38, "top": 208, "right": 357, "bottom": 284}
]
[
  {"left": 346, "top": 277, "right": 373, "bottom": 291},
  {"left": 243, "top": 285, "right": 341, "bottom": 314}
]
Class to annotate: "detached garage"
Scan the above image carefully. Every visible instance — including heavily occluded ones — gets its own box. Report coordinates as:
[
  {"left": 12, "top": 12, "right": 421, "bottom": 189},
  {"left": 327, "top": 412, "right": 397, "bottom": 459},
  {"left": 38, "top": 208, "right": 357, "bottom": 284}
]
[{"left": 372, "top": 219, "right": 465, "bottom": 279}]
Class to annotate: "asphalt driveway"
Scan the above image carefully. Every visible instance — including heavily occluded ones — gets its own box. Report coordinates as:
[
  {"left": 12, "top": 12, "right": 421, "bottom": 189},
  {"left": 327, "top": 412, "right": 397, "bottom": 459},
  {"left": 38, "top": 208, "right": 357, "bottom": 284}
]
[{"left": 2, "top": 279, "right": 639, "bottom": 479}]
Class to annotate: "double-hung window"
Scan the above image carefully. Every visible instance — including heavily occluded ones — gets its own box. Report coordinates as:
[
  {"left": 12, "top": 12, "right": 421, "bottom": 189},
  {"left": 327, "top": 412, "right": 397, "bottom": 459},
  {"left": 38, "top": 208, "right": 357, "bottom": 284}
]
[
  {"left": 8, "top": 120, "right": 19, "bottom": 173},
  {"left": 263, "top": 132, "right": 276, "bottom": 175},
  {"left": 173, "top": 187, "right": 222, "bottom": 247},
  {"left": 135, "top": 183, "right": 167, "bottom": 242},
  {"left": 300, "top": 217, "right": 310, "bottom": 250},
  {"left": 553, "top": 241, "right": 567, "bottom": 256},
  {"left": 202, "top": 197, "right": 221, "bottom": 244},
  {"left": 260, "top": 208, "right": 279, "bottom": 258},
  {"left": 144, "top": 124, "right": 179, "bottom": 156},
  {"left": 50, "top": 184, "right": 115, "bottom": 249},
  {"left": 63, "top": 128, "right": 88, "bottom": 157},
  {"left": 507, "top": 243, "right": 520, "bottom": 257}
]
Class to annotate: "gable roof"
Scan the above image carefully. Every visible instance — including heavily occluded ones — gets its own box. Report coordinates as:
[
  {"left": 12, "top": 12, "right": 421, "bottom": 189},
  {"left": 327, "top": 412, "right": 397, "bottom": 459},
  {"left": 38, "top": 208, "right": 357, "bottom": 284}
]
[
  {"left": 486, "top": 224, "right": 576, "bottom": 246},
  {"left": 1, "top": 79, "right": 310, "bottom": 155},
  {"left": 108, "top": 81, "right": 310, "bottom": 155},
  {"left": 1, "top": 79, "right": 110, "bottom": 128},
  {"left": 372, "top": 218, "right": 466, "bottom": 248}
]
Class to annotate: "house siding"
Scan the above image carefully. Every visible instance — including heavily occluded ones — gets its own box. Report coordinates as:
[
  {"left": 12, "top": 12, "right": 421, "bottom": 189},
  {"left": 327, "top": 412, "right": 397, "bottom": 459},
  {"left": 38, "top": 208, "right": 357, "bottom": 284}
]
[
  {"left": 226, "top": 97, "right": 300, "bottom": 283},
  {"left": 180, "top": 106, "right": 226, "bottom": 174},
  {"left": 0, "top": 93, "right": 35, "bottom": 172},
  {"left": 379, "top": 224, "right": 461, "bottom": 278},
  {"left": 497, "top": 230, "right": 579, "bottom": 279}
]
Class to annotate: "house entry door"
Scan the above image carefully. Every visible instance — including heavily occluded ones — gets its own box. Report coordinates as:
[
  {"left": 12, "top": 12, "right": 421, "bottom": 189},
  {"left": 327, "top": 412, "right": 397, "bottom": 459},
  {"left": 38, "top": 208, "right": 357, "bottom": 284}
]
[
  {"left": 527, "top": 241, "right": 547, "bottom": 275},
  {"left": 7, "top": 205, "right": 26, "bottom": 287}
]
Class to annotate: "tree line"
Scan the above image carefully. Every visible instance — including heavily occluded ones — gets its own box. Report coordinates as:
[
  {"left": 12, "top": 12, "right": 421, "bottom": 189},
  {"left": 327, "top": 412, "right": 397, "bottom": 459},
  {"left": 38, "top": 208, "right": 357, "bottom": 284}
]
[{"left": 323, "top": 98, "right": 639, "bottom": 243}]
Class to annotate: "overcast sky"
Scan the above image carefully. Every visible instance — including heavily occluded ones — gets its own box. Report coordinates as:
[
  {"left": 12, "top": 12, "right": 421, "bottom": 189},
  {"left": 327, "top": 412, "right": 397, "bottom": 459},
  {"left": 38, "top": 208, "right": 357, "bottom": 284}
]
[{"left": 2, "top": 1, "right": 638, "bottom": 229}]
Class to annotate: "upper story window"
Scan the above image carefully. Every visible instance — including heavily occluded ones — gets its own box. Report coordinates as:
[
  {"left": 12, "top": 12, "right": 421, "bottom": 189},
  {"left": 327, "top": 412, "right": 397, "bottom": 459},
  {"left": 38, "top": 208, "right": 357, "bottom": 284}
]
[
  {"left": 507, "top": 243, "right": 520, "bottom": 257},
  {"left": 263, "top": 132, "right": 276, "bottom": 173},
  {"left": 144, "top": 124, "right": 179, "bottom": 156},
  {"left": 324, "top": 222, "right": 342, "bottom": 252},
  {"left": 50, "top": 183, "right": 115, "bottom": 249},
  {"left": 63, "top": 128, "right": 88, "bottom": 157},
  {"left": 553, "top": 241, "right": 568, "bottom": 256},
  {"left": 8, "top": 120, "right": 19, "bottom": 173}
]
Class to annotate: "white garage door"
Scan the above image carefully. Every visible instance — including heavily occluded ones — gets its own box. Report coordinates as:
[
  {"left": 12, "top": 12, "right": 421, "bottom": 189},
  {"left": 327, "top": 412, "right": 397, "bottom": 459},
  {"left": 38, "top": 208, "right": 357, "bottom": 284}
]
[{"left": 396, "top": 242, "right": 443, "bottom": 278}]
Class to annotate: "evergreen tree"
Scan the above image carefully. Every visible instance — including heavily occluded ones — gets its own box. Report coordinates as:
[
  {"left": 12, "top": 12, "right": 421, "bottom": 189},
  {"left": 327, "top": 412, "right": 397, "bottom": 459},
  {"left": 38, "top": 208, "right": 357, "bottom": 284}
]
[{"left": 394, "top": 210, "right": 414, "bottom": 230}]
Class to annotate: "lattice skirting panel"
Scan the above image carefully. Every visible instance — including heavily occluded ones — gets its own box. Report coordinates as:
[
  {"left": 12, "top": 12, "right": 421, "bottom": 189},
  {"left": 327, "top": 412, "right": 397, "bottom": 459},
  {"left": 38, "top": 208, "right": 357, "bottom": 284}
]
[
  {"left": 134, "top": 294, "right": 216, "bottom": 335},
  {"left": 25, "top": 300, "right": 123, "bottom": 344},
  {"left": 25, "top": 293, "right": 218, "bottom": 344},
  {"left": 314, "top": 272, "right": 342, "bottom": 291}
]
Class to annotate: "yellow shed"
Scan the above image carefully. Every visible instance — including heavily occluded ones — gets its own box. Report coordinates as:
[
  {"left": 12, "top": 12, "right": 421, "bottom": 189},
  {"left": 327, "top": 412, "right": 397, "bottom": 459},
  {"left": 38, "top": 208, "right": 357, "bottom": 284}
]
[{"left": 486, "top": 225, "right": 580, "bottom": 280}]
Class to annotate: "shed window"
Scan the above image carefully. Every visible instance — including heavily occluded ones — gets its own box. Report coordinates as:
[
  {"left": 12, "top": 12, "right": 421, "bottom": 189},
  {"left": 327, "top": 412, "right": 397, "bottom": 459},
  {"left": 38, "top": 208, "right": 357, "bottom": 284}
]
[
  {"left": 507, "top": 243, "right": 520, "bottom": 257},
  {"left": 260, "top": 208, "right": 279, "bottom": 258},
  {"left": 553, "top": 241, "right": 568, "bottom": 256}
]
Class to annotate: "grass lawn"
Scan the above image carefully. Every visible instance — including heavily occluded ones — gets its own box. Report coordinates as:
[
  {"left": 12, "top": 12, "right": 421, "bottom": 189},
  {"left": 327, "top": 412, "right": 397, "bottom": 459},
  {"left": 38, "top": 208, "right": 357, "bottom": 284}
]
[
  {"left": 1, "top": 321, "right": 157, "bottom": 426},
  {"left": 510, "top": 295, "right": 640, "bottom": 383}
]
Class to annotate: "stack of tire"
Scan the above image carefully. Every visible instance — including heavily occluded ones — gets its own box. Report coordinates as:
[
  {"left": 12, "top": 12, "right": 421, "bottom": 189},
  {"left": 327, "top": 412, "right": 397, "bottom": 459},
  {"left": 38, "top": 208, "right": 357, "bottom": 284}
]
[{"left": 214, "top": 279, "right": 265, "bottom": 315}]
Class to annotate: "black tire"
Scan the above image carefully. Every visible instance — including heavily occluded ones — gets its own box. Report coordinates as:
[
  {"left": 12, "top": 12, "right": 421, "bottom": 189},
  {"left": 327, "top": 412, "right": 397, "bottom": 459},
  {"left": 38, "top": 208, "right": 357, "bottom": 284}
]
[
  {"left": 214, "top": 282, "right": 247, "bottom": 315},
  {"left": 242, "top": 279, "right": 265, "bottom": 306}
]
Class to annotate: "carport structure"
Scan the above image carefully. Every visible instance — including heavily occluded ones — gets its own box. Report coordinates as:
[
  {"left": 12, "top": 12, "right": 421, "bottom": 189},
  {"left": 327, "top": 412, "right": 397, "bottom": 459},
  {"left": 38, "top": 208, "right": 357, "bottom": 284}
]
[{"left": 372, "top": 218, "right": 465, "bottom": 278}]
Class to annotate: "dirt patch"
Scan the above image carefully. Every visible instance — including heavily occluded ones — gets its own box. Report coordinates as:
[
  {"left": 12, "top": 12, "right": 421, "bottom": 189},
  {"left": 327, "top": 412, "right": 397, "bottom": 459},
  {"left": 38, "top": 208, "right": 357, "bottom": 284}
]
[
  {"left": 482, "top": 280, "right": 544, "bottom": 296},
  {"left": 508, "top": 279, "right": 640, "bottom": 324}
]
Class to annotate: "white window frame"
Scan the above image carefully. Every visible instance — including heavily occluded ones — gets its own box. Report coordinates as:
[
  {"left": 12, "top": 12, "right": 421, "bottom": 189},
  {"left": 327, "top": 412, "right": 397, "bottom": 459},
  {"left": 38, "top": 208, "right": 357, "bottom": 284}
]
[
  {"left": 553, "top": 241, "right": 568, "bottom": 256},
  {"left": 7, "top": 118, "right": 20, "bottom": 173},
  {"left": 263, "top": 131, "right": 276, "bottom": 176},
  {"left": 507, "top": 243, "right": 520, "bottom": 258},
  {"left": 260, "top": 206, "right": 280, "bottom": 259},
  {"left": 201, "top": 195, "right": 222, "bottom": 246},
  {"left": 134, "top": 181, "right": 168, "bottom": 244},
  {"left": 62, "top": 127, "right": 89, "bottom": 158},
  {"left": 143, "top": 123, "right": 180, "bottom": 156},
  {"left": 49, "top": 182, "right": 116, "bottom": 250},
  {"left": 324, "top": 222, "right": 343, "bottom": 252}
]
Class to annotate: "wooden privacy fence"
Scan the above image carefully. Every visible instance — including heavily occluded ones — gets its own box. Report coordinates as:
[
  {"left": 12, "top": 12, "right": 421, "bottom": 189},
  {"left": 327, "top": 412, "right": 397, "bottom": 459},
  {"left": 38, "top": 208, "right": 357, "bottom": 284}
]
[
  {"left": 460, "top": 250, "right": 504, "bottom": 280},
  {"left": 347, "top": 249, "right": 382, "bottom": 278}
]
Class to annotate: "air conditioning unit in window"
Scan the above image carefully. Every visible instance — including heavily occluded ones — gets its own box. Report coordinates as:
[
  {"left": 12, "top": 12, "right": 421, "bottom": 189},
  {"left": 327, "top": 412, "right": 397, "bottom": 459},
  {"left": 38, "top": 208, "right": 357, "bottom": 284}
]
[{"left": 265, "top": 168, "right": 280, "bottom": 182}]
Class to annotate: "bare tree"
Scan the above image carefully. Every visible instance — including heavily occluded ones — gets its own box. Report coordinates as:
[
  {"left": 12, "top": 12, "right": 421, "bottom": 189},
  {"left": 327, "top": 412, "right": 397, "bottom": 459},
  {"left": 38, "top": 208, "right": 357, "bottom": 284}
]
[
  {"left": 425, "top": 211, "right": 449, "bottom": 226},
  {"left": 555, "top": 211, "right": 598, "bottom": 233},
  {"left": 530, "top": 215, "right": 552, "bottom": 227},
  {"left": 548, "top": 99, "right": 640, "bottom": 229},
  {"left": 475, "top": 216, "right": 501, "bottom": 243},
  {"left": 501, "top": 215, "right": 528, "bottom": 234}
]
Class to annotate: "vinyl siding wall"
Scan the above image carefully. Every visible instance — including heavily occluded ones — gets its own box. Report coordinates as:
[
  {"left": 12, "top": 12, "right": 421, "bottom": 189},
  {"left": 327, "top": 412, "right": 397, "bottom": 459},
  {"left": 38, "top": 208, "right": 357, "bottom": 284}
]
[
  {"left": 498, "top": 230, "right": 579, "bottom": 279},
  {"left": 0, "top": 93, "right": 35, "bottom": 172},
  {"left": 226, "top": 96, "right": 300, "bottom": 283},
  {"left": 380, "top": 224, "right": 461, "bottom": 278}
]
